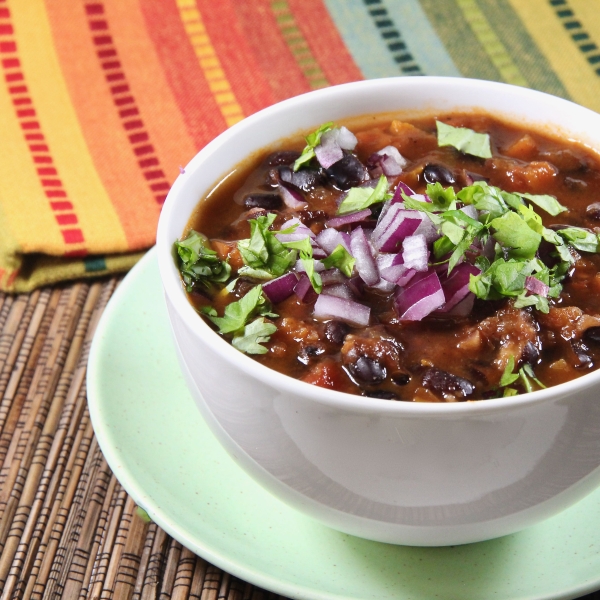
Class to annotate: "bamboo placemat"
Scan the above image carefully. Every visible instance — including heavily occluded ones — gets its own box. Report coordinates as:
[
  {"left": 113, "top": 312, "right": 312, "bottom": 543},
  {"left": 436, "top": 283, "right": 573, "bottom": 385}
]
[
  {"left": 1, "top": 280, "right": 597, "bottom": 600},
  {"left": 0, "top": 279, "right": 288, "bottom": 600}
]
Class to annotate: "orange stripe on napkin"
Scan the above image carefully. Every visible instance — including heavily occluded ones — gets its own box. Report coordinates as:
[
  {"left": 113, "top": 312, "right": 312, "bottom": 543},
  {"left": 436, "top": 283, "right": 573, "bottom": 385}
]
[{"left": 139, "top": 0, "right": 229, "bottom": 147}]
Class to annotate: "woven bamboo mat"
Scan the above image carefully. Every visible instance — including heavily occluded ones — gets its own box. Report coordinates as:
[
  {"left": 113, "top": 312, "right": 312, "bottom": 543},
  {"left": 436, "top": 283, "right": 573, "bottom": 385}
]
[
  {"left": 1, "top": 280, "right": 597, "bottom": 600},
  {"left": 0, "top": 279, "right": 288, "bottom": 600}
]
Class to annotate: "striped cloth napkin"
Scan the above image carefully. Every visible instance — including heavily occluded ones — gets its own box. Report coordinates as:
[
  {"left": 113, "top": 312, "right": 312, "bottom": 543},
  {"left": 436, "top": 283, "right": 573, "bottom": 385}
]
[{"left": 1, "top": 0, "right": 599, "bottom": 291}]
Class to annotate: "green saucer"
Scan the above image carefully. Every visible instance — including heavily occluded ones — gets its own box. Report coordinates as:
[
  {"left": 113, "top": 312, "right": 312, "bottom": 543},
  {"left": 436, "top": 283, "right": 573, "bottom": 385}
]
[{"left": 87, "top": 248, "right": 600, "bottom": 600}]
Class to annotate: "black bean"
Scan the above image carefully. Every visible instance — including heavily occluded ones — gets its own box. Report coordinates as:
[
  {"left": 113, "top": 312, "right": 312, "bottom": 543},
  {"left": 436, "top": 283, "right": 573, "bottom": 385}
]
[
  {"left": 279, "top": 166, "right": 325, "bottom": 192},
  {"left": 364, "top": 390, "right": 399, "bottom": 400},
  {"left": 264, "top": 150, "right": 301, "bottom": 166},
  {"left": 243, "top": 194, "right": 282, "bottom": 210},
  {"left": 233, "top": 278, "right": 257, "bottom": 298},
  {"left": 325, "top": 155, "right": 367, "bottom": 190},
  {"left": 297, "top": 345, "right": 325, "bottom": 366},
  {"left": 422, "top": 163, "right": 456, "bottom": 186},
  {"left": 571, "top": 340, "right": 592, "bottom": 367},
  {"left": 584, "top": 327, "right": 600, "bottom": 344},
  {"left": 297, "top": 210, "right": 329, "bottom": 226},
  {"left": 422, "top": 367, "right": 475, "bottom": 397},
  {"left": 521, "top": 341, "right": 540, "bottom": 366},
  {"left": 586, "top": 202, "right": 600, "bottom": 221},
  {"left": 349, "top": 356, "right": 387, "bottom": 384},
  {"left": 324, "top": 320, "right": 350, "bottom": 345},
  {"left": 391, "top": 373, "right": 410, "bottom": 386}
]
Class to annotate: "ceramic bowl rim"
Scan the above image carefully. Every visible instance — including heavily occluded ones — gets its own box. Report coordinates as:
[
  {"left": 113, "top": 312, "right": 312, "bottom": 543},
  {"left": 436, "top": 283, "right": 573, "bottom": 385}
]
[{"left": 157, "top": 76, "right": 600, "bottom": 417}]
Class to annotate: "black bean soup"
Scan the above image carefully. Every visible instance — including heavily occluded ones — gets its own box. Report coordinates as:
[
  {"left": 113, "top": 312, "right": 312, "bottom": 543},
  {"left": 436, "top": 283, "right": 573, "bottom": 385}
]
[{"left": 175, "top": 114, "right": 600, "bottom": 402}]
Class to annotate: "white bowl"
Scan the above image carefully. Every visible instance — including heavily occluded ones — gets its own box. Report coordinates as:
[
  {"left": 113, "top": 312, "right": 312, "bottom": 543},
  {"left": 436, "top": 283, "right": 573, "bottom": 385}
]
[{"left": 157, "top": 77, "right": 600, "bottom": 546}]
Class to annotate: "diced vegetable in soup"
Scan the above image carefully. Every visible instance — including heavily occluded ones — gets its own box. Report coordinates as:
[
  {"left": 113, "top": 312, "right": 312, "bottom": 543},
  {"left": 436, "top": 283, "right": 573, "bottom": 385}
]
[{"left": 175, "top": 114, "right": 600, "bottom": 402}]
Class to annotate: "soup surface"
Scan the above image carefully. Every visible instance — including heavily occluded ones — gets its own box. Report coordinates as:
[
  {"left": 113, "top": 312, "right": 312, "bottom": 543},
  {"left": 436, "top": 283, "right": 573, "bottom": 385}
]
[{"left": 176, "top": 114, "right": 600, "bottom": 402}]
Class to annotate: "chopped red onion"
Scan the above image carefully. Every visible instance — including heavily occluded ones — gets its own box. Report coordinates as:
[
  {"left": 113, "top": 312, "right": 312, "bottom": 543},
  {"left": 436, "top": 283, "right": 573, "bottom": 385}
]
[
  {"left": 320, "top": 268, "right": 346, "bottom": 286},
  {"left": 311, "top": 243, "right": 328, "bottom": 259},
  {"left": 437, "top": 263, "right": 481, "bottom": 312},
  {"left": 375, "top": 202, "right": 403, "bottom": 231},
  {"left": 351, "top": 227, "right": 379, "bottom": 286},
  {"left": 337, "top": 126, "right": 358, "bottom": 150},
  {"left": 414, "top": 214, "right": 440, "bottom": 244},
  {"left": 379, "top": 254, "right": 417, "bottom": 287},
  {"left": 294, "top": 273, "right": 318, "bottom": 303},
  {"left": 262, "top": 272, "right": 298, "bottom": 304},
  {"left": 314, "top": 294, "right": 370, "bottom": 327},
  {"left": 391, "top": 181, "right": 416, "bottom": 204},
  {"left": 281, "top": 217, "right": 315, "bottom": 238},
  {"left": 316, "top": 228, "right": 352, "bottom": 254},
  {"left": 278, "top": 217, "right": 315, "bottom": 242},
  {"left": 278, "top": 182, "right": 307, "bottom": 209},
  {"left": 315, "top": 130, "right": 344, "bottom": 169},
  {"left": 436, "top": 292, "right": 475, "bottom": 317},
  {"left": 370, "top": 278, "right": 396, "bottom": 293},
  {"left": 525, "top": 276, "right": 549, "bottom": 297},
  {"left": 347, "top": 275, "right": 365, "bottom": 298},
  {"left": 372, "top": 208, "right": 424, "bottom": 252},
  {"left": 394, "top": 269, "right": 445, "bottom": 321},
  {"left": 322, "top": 283, "right": 354, "bottom": 300},
  {"left": 402, "top": 234, "right": 429, "bottom": 271},
  {"left": 326, "top": 209, "right": 372, "bottom": 229},
  {"left": 295, "top": 259, "right": 325, "bottom": 273},
  {"left": 375, "top": 146, "right": 407, "bottom": 177},
  {"left": 377, "top": 145, "right": 407, "bottom": 168}
]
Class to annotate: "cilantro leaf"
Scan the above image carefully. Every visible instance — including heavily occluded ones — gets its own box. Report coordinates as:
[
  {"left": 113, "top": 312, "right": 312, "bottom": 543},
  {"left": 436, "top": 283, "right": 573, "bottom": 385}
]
[
  {"left": 321, "top": 244, "right": 356, "bottom": 277},
  {"left": 281, "top": 234, "right": 323, "bottom": 293},
  {"left": 337, "top": 175, "right": 391, "bottom": 215},
  {"left": 500, "top": 356, "right": 520, "bottom": 387},
  {"left": 425, "top": 182, "right": 456, "bottom": 210},
  {"left": 294, "top": 122, "right": 334, "bottom": 171},
  {"left": 556, "top": 227, "right": 600, "bottom": 253},
  {"left": 205, "top": 285, "right": 274, "bottom": 334},
  {"left": 436, "top": 121, "right": 492, "bottom": 159},
  {"left": 490, "top": 211, "right": 541, "bottom": 259},
  {"left": 520, "top": 193, "right": 567, "bottom": 216},
  {"left": 175, "top": 230, "right": 232, "bottom": 292},
  {"left": 301, "top": 256, "right": 323, "bottom": 293},
  {"left": 457, "top": 181, "right": 509, "bottom": 221},
  {"left": 232, "top": 317, "right": 277, "bottom": 354},
  {"left": 237, "top": 214, "right": 297, "bottom": 280}
]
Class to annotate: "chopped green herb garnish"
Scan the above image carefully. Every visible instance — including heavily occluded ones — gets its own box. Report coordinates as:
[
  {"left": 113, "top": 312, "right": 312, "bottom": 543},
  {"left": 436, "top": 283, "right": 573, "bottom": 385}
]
[
  {"left": 294, "top": 122, "right": 334, "bottom": 171},
  {"left": 232, "top": 317, "right": 277, "bottom": 355},
  {"left": 499, "top": 356, "right": 520, "bottom": 387},
  {"left": 403, "top": 179, "right": 586, "bottom": 311},
  {"left": 203, "top": 284, "right": 274, "bottom": 334},
  {"left": 499, "top": 355, "right": 546, "bottom": 396},
  {"left": 175, "top": 230, "right": 232, "bottom": 292},
  {"left": 203, "top": 285, "right": 277, "bottom": 354},
  {"left": 322, "top": 244, "right": 356, "bottom": 277},
  {"left": 281, "top": 235, "right": 323, "bottom": 293},
  {"left": 237, "top": 214, "right": 297, "bottom": 280},
  {"left": 336, "top": 175, "right": 392, "bottom": 215},
  {"left": 490, "top": 211, "right": 541, "bottom": 259},
  {"left": 555, "top": 227, "right": 600, "bottom": 253},
  {"left": 436, "top": 121, "right": 492, "bottom": 159},
  {"left": 520, "top": 193, "right": 568, "bottom": 216},
  {"left": 301, "top": 255, "right": 323, "bottom": 294}
]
